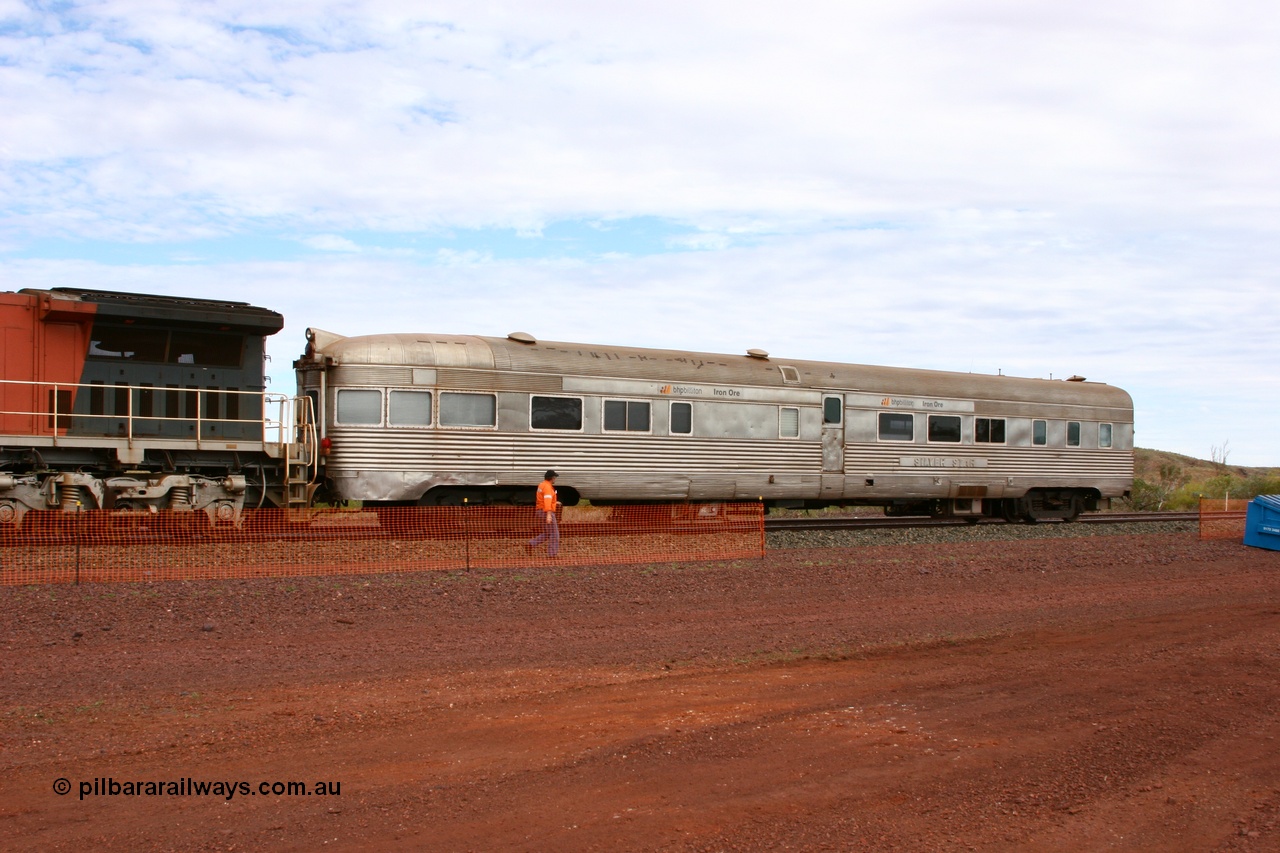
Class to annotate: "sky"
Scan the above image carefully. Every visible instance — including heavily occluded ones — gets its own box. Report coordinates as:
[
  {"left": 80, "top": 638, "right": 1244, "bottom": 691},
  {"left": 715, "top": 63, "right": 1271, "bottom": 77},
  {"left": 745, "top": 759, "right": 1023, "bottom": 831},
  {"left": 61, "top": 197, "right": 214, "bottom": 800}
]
[{"left": 2, "top": 1, "right": 1277, "bottom": 465}]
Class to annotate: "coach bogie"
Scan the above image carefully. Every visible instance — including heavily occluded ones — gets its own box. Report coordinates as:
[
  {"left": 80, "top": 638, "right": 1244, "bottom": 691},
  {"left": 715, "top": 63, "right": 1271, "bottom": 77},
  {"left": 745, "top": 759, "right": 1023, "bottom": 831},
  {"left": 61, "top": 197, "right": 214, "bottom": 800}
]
[{"left": 997, "top": 488, "right": 1097, "bottom": 523}]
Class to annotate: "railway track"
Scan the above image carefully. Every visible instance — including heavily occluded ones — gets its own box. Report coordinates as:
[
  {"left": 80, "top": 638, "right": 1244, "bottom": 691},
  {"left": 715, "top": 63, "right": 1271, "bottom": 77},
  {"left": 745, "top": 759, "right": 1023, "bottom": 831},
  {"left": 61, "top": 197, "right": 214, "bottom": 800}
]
[
  {"left": 764, "top": 511, "right": 1200, "bottom": 532},
  {"left": 2, "top": 509, "right": 1200, "bottom": 548}
]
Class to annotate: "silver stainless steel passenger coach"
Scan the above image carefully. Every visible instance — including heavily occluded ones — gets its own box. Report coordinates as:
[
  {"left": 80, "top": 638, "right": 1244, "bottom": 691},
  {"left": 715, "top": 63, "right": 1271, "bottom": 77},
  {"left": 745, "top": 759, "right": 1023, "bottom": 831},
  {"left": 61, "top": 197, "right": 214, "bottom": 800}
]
[{"left": 295, "top": 329, "right": 1134, "bottom": 522}]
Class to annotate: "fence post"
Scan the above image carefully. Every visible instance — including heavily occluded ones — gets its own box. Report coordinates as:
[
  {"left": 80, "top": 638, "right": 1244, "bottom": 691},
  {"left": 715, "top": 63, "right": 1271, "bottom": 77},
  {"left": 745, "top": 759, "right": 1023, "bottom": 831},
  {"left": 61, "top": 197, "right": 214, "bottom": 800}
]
[
  {"left": 74, "top": 500, "right": 82, "bottom": 586},
  {"left": 463, "top": 498, "right": 471, "bottom": 571},
  {"left": 759, "top": 497, "right": 766, "bottom": 556}
]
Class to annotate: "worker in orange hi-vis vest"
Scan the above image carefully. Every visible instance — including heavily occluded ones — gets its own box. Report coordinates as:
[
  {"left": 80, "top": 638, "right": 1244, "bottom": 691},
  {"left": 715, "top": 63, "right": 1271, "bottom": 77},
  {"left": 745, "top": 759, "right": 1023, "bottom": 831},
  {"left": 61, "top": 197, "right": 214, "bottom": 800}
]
[{"left": 527, "top": 470, "right": 561, "bottom": 556}]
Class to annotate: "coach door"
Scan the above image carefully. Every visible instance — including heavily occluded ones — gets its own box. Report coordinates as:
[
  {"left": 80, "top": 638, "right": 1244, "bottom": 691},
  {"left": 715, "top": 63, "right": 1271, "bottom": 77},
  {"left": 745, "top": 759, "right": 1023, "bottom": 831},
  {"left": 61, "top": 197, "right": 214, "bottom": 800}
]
[{"left": 821, "top": 395, "right": 845, "bottom": 474}]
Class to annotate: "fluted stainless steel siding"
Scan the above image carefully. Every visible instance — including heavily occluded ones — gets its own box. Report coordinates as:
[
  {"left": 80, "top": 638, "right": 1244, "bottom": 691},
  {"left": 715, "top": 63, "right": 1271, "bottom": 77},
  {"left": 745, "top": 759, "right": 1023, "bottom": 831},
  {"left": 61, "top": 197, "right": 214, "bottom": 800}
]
[
  {"left": 328, "top": 431, "right": 820, "bottom": 473},
  {"left": 843, "top": 446, "right": 1133, "bottom": 478}
]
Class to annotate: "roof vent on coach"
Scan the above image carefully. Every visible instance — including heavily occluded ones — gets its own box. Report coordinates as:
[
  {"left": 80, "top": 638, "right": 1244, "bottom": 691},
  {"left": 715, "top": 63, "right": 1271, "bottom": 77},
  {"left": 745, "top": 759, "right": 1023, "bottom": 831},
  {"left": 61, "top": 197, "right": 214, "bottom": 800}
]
[
  {"left": 507, "top": 332, "right": 537, "bottom": 344},
  {"left": 1066, "top": 375, "right": 1087, "bottom": 382},
  {"left": 746, "top": 348, "right": 769, "bottom": 359}
]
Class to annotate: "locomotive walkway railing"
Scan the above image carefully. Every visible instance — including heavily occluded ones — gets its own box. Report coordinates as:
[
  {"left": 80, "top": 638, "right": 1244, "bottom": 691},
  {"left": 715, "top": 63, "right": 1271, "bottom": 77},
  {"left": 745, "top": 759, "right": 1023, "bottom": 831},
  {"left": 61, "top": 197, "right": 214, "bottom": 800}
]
[
  {"left": 0, "top": 378, "right": 304, "bottom": 458},
  {"left": 0, "top": 502, "right": 766, "bottom": 585}
]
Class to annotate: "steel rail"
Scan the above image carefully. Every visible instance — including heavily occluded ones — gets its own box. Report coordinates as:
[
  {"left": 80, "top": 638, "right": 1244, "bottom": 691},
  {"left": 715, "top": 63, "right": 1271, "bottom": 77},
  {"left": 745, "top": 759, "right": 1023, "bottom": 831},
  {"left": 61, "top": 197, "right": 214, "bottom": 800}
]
[{"left": 764, "top": 511, "right": 1200, "bottom": 532}]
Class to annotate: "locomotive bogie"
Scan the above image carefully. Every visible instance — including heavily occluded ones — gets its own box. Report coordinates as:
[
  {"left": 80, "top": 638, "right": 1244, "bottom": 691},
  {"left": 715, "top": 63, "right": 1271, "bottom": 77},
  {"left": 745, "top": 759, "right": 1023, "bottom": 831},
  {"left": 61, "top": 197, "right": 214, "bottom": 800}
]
[{"left": 0, "top": 470, "right": 253, "bottom": 528}]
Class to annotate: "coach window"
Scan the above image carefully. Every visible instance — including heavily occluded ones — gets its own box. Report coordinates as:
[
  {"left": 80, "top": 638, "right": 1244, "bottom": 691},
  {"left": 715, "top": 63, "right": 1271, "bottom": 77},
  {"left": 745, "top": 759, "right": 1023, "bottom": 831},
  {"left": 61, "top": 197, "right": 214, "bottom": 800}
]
[
  {"left": 1067, "top": 421, "right": 1081, "bottom": 447},
  {"left": 336, "top": 389, "right": 382, "bottom": 425},
  {"left": 389, "top": 390, "right": 432, "bottom": 426},
  {"left": 440, "top": 391, "right": 497, "bottom": 427},
  {"left": 928, "top": 414, "right": 961, "bottom": 443},
  {"left": 879, "top": 412, "right": 914, "bottom": 442},
  {"left": 670, "top": 401, "right": 692, "bottom": 435},
  {"left": 604, "top": 399, "right": 651, "bottom": 432},
  {"left": 531, "top": 396, "right": 583, "bottom": 431},
  {"left": 1033, "top": 419, "right": 1047, "bottom": 446},
  {"left": 1099, "top": 423, "right": 1113, "bottom": 448},
  {"left": 780, "top": 407, "right": 800, "bottom": 438},
  {"left": 975, "top": 417, "right": 1006, "bottom": 444},
  {"left": 823, "top": 396, "right": 842, "bottom": 425}
]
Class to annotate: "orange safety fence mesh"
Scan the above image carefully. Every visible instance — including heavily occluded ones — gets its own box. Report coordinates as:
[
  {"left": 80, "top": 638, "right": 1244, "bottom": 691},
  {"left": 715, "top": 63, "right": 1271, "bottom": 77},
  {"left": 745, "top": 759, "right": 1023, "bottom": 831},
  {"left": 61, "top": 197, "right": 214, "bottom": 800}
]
[
  {"left": 1199, "top": 498, "right": 1250, "bottom": 540},
  {"left": 0, "top": 502, "right": 765, "bottom": 585}
]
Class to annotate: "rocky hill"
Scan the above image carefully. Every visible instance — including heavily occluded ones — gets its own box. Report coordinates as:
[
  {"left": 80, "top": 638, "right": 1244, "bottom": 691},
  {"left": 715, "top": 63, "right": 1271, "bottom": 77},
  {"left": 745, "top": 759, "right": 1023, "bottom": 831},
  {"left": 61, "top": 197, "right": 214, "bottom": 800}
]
[{"left": 1134, "top": 448, "right": 1275, "bottom": 483}]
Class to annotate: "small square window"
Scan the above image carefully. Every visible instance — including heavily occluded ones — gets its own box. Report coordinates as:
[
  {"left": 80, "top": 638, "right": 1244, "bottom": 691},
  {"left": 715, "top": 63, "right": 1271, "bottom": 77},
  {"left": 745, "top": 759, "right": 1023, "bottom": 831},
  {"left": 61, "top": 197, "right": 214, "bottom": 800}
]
[
  {"left": 440, "top": 392, "right": 496, "bottom": 427},
  {"left": 1067, "top": 421, "right": 1081, "bottom": 447},
  {"left": 780, "top": 407, "right": 799, "bottom": 438},
  {"left": 604, "top": 400, "right": 650, "bottom": 432},
  {"left": 823, "top": 397, "right": 842, "bottom": 425},
  {"left": 671, "top": 402, "right": 692, "bottom": 435},
  {"left": 1033, "top": 420, "right": 1047, "bottom": 446},
  {"left": 928, "top": 415, "right": 961, "bottom": 443},
  {"left": 531, "top": 396, "right": 583, "bottom": 431},
  {"left": 389, "top": 390, "right": 432, "bottom": 426},
  {"left": 1099, "top": 423, "right": 1113, "bottom": 448},
  {"left": 879, "top": 412, "right": 914, "bottom": 442},
  {"left": 975, "top": 418, "right": 1006, "bottom": 444},
  {"left": 336, "top": 389, "right": 382, "bottom": 425}
]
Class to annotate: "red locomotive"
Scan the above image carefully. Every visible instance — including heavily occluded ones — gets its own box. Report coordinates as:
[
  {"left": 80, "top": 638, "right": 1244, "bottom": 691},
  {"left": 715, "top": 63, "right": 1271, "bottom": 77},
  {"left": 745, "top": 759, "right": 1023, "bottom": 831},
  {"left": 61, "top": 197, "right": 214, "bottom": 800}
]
[{"left": 1, "top": 288, "right": 310, "bottom": 527}]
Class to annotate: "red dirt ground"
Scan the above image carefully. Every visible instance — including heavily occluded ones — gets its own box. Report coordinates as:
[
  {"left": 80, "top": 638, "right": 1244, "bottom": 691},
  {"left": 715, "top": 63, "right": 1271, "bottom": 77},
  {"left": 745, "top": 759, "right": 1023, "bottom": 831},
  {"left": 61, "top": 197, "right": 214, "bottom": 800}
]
[{"left": 2, "top": 532, "right": 1279, "bottom": 852}]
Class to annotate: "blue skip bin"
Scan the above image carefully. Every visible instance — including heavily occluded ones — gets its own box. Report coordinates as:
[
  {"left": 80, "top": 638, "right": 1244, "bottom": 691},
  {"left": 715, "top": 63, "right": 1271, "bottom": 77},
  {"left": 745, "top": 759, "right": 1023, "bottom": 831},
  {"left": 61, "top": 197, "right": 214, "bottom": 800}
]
[{"left": 1244, "top": 495, "right": 1280, "bottom": 552}]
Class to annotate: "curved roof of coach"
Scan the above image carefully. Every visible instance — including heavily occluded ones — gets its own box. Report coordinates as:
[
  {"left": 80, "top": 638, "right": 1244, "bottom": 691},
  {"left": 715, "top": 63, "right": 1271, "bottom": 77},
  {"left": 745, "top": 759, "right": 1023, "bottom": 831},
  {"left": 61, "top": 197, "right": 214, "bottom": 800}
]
[{"left": 314, "top": 332, "right": 1133, "bottom": 412}]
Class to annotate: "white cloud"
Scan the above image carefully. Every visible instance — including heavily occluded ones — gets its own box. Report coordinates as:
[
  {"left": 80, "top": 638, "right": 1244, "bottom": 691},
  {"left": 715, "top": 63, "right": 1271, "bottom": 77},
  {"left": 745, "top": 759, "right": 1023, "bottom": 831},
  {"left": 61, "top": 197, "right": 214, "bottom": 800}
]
[
  {"left": 300, "top": 234, "right": 361, "bottom": 252},
  {"left": 3, "top": 0, "right": 1275, "bottom": 235},
  {"left": 1, "top": 1, "right": 1278, "bottom": 463}
]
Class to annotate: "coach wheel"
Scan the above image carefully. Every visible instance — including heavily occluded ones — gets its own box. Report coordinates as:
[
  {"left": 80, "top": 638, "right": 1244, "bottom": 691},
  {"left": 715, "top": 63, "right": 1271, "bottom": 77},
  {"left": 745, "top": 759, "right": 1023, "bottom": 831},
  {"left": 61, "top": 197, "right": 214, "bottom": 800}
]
[
  {"left": 1001, "top": 499, "right": 1028, "bottom": 524},
  {"left": 1062, "top": 495, "right": 1083, "bottom": 523}
]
